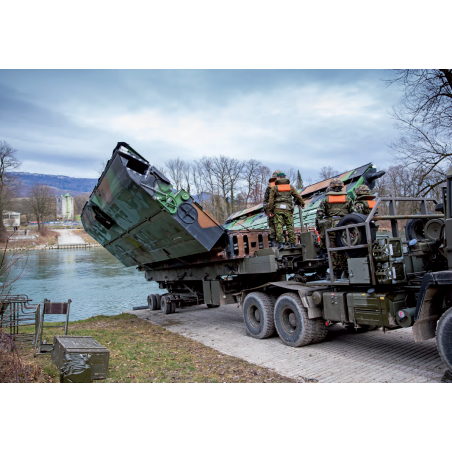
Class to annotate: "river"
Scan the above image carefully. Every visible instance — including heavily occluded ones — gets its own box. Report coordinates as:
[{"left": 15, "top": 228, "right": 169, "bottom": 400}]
[{"left": 2, "top": 248, "right": 163, "bottom": 321}]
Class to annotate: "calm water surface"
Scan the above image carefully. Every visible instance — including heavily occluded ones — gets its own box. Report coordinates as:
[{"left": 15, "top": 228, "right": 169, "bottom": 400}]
[{"left": 5, "top": 248, "right": 162, "bottom": 321}]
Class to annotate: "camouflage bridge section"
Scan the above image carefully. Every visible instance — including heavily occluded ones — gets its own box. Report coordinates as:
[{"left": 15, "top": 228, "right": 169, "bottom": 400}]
[
  {"left": 81, "top": 143, "right": 226, "bottom": 267},
  {"left": 223, "top": 163, "right": 384, "bottom": 232}
]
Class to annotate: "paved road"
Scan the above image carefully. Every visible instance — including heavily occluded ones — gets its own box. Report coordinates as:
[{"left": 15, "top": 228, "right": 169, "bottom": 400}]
[
  {"left": 53, "top": 229, "right": 85, "bottom": 245},
  {"left": 127, "top": 304, "right": 447, "bottom": 383}
]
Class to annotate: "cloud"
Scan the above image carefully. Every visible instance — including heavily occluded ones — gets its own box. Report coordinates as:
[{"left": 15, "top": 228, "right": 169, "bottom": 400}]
[{"left": 0, "top": 70, "right": 402, "bottom": 180}]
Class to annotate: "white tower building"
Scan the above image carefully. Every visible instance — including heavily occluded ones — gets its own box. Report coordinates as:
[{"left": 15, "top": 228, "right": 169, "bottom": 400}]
[{"left": 56, "top": 194, "right": 74, "bottom": 221}]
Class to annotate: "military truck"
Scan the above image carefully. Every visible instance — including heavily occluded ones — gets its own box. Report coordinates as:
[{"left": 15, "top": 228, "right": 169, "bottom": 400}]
[{"left": 81, "top": 142, "right": 452, "bottom": 373}]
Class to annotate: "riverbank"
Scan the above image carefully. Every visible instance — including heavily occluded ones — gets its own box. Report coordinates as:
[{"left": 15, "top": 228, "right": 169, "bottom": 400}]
[
  {"left": 2, "top": 229, "right": 101, "bottom": 252},
  {"left": 16, "top": 314, "right": 296, "bottom": 383}
]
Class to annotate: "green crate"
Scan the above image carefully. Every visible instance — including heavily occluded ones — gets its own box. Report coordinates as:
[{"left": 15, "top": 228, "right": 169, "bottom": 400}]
[{"left": 51, "top": 336, "right": 110, "bottom": 380}]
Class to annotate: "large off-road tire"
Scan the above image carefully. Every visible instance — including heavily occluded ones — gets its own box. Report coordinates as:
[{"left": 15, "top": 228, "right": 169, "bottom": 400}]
[
  {"left": 274, "top": 292, "right": 317, "bottom": 347},
  {"left": 437, "top": 307, "right": 452, "bottom": 372},
  {"left": 154, "top": 294, "right": 162, "bottom": 310},
  {"left": 335, "top": 213, "right": 376, "bottom": 258},
  {"left": 311, "top": 319, "right": 329, "bottom": 344},
  {"left": 147, "top": 294, "right": 158, "bottom": 311},
  {"left": 161, "top": 295, "right": 172, "bottom": 315},
  {"left": 405, "top": 212, "right": 434, "bottom": 241},
  {"left": 242, "top": 292, "right": 275, "bottom": 339}
]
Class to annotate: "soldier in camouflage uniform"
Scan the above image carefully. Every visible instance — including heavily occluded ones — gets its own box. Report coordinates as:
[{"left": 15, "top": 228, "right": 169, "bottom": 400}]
[
  {"left": 354, "top": 184, "right": 377, "bottom": 215},
  {"left": 263, "top": 170, "right": 281, "bottom": 247},
  {"left": 268, "top": 172, "right": 305, "bottom": 250},
  {"left": 316, "top": 178, "right": 355, "bottom": 278}
]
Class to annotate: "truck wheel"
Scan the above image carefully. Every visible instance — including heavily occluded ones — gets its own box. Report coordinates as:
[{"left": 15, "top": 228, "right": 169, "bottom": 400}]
[
  {"left": 147, "top": 294, "right": 158, "bottom": 311},
  {"left": 161, "top": 296, "right": 172, "bottom": 315},
  {"left": 437, "top": 307, "right": 452, "bottom": 372},
  {"left": 311, "top": 319, "right": 328, "bottom": 344},
  {"left": 207, "top": 304, "right": 220, "bottom": 308},
  {"left": 335, "top": 213, "right": 376, "bottom": 258},
  {"left": 155, "top": 294, "right": 162, "bottom": 309},
  {"left": 405, "top": 212, "right": 434, "bottom": 241},
  {"left": 171, "top": 301, "right": 177, "bottom": 313},
  {"left": 243, "top": 292, "right": 275, "bottom": 339},
  {"left": 274, "top": 292, "right": 316, "bottom": 347}
]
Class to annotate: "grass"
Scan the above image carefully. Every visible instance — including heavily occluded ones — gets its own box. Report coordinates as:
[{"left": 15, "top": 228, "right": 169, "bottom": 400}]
[{"left": 16, "top": 314, "right": 296, "bottom": 383}]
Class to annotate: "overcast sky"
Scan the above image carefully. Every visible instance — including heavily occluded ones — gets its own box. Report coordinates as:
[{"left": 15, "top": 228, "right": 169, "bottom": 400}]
[{"left": 0, "top": 69, "right": 403, "bottom": 182}]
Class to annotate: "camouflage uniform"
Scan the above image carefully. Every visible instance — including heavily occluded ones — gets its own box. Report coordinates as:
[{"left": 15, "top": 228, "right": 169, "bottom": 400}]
[
  {"left": 273, "top": 211, "right": 296, "bottom": 243},
  {"left": 268, "top": 176, "right": 305, "bottom": 245},
  {"left": 316, "top": 179, "right": 355, "bottom": 274},
  {"left": 263, "top": 171, "right": 280, "bottom": 243},
  {"left": 354, "top": 184, "right": 376, "bottom": 215}
]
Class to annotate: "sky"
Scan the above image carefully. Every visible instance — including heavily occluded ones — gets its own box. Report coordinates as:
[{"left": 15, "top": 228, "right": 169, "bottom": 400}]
[{"left": 0, "top": 69, "right": 403, "bottom": 182}]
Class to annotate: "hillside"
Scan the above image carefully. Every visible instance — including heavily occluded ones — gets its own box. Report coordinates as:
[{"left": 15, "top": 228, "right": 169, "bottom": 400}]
[{"left": 9, "top": 172, "right": 98, "bottom": 197}]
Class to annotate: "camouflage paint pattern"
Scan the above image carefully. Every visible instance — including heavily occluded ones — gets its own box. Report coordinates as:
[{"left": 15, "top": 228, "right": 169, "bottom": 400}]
[
  {"left": 268, "top": 215, "right": 276, "bottom": 240},
  {"left": 82, "top": 143, "right": 225, "bottom": 267},
  {"left": 274, "top": 211, "right": 296, "bottom": 243}
]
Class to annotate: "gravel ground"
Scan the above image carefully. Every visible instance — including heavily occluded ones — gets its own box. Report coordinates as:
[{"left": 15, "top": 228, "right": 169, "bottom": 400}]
[{"left": 127, "top": 303, "right": 447, "bottom": 383}]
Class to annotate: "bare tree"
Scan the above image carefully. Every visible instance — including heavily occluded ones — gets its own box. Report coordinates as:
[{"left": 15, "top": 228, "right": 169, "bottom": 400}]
[
  {"left": 242, "top": 159, "right": 262, "bottom": 208},
  {"left": 96, "top": 159, "right": 109, "bottom": 177},
  {"left": 165, "top": 157, "right": 189, "bottom": 192},
  {"left": 318, "top": 166, "right": 339, "bottom": 180},
  {"left": 74, "top": 193, "right": 90, "bottom": 216},
  {"left": 27, "top": 183, "right": 54, "bottom": 232},
  {"left": 387, "top": 69, "right": 452, "bottom": 136},
  {"left": 225, "top": 157, "right": 245, "bottom": 214},
  {"left": 0, "top": 141, "right": 21, "bottom": 241},
  {"left": 283, "top": 168, "right": 298, "bottom": 184},
  {"left": 386, "top": 69, "right": 452, "bottom": 196}
]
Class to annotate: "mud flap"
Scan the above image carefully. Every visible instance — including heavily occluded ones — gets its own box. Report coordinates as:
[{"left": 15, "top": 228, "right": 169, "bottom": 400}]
[{"left": 413, "top": 286, "right": 443, "bottom": 342}]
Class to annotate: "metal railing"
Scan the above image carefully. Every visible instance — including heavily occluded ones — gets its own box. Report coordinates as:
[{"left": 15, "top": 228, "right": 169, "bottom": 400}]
[
  {"left": 0, "top": 295, "right": 39, "bottom": 348},
  {"left": 325, "top": 196, "right": 440, "bottom": 285}
]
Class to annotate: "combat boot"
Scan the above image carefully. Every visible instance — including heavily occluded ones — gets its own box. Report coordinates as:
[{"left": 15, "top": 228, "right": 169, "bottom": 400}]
[
  {"left": 290, "top": 243, "right": 296, "bottom": 249},
  {"left": 277, "top": 242, "right": 285, "bottom": 250},
  {"left": 317, "top": 249, "right": 326, "bottom": 259}
]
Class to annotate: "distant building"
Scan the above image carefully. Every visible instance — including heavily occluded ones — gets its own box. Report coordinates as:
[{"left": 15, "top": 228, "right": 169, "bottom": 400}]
[
  {"left": 56, "top": 194, "right": 74, "bottom": 221},
  {"left": 3, "top": 211, "right": 21, "bottom": 227}
]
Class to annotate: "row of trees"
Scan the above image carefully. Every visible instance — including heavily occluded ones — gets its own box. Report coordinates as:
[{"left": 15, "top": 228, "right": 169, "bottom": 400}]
[{"left": 163, "top": 157, "right": 306, "bottom": 223}]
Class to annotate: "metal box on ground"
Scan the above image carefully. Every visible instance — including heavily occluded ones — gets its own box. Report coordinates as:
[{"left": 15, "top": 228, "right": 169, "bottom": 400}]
[{"left": 51, "top": 336, "right": 110, "bottom": 380}]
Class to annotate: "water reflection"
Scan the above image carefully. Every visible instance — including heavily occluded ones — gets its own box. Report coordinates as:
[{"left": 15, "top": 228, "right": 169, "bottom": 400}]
[{"left": 3, "top": 248, "right": 161, "bottom": 321}]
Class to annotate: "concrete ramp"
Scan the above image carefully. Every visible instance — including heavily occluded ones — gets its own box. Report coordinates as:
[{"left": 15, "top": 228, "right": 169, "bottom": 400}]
[{"left": 54, "top": 229, "right": 85, "bottom": 245}]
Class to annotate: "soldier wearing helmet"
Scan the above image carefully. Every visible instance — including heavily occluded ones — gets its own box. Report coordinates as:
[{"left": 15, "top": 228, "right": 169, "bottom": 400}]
[
  {"left": 316, "top": 178, "right": 355, "bottom": 278},
  {"left": 263, "top": 170, "right": 281, "bottom": 247},
  {"left": 268, "top": 172, "right": 305, "bottom": 250},
  {"left": 354, "top": 184, "right": 377, "bottom": 215}
]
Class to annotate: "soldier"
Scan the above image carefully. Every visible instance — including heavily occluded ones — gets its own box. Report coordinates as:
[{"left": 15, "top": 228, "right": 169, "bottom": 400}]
[
  {"left": 263, "top": 170, "right": 281, "bottom": 247},
  {"left": 268, "top": 172, "right": 305, "bottom": 250},
  {"left": 316, "top": 178, "right": 355, "bottom": 279},
  {"left": 354, "top": 184, "right": 377, "bottom": 215}
]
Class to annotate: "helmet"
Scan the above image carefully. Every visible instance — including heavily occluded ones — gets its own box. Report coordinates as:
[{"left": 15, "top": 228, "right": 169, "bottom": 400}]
[
  {"left": 272, "top": 169, "right": 282, "bottom": 177},
  {"left": 355, "top": 184, "right": 371, "bottom": 196},
  {"left": 329, "top": 178, "right": 344, "bottom": 189}
]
